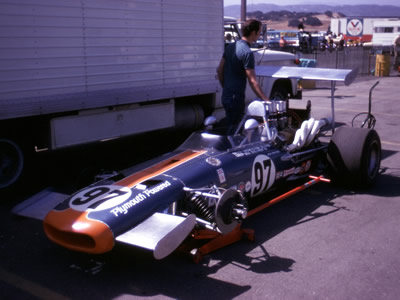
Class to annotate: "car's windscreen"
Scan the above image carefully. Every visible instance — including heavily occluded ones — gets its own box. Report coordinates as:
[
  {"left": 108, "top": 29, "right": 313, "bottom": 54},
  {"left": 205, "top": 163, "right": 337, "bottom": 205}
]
[
  {"left": 267, "top": 32, "right": 280, "bottom": 40},
  {"left": 177, "top": 132, "right": 234, "bottom": 152}
]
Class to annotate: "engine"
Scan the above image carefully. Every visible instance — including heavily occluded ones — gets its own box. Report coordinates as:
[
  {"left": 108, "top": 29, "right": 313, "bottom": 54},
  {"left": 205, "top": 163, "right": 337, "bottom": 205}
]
[
  {"left": 245, "top": 99, "right": 296, "bottom": 145},
  {"left": 266, "top": 99, "right": 290, "bottom": 131},
  {"left": 245, "top": 99, "right": 329, "bottom": 152},
  {"left": 262, "top": 99, "right": 294, "bottom": 144}
]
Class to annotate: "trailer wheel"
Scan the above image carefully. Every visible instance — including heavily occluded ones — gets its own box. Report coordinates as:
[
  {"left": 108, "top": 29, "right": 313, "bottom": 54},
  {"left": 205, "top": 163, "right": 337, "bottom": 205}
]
[
  {"left": 327, "top": 126, "right": 381, "bottom": 187},
  {"left": 270, "top": 86, "right": 289, "bottom": 101},
  {"left": 0, "top": 138, "right": 24, "bottom": 189}
]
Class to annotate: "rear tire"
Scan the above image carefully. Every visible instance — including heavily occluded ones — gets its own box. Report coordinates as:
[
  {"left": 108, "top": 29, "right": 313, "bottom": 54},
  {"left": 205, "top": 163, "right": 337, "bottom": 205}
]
[{"left": 327, "top": 126, "right": 381, "bottom": 187}]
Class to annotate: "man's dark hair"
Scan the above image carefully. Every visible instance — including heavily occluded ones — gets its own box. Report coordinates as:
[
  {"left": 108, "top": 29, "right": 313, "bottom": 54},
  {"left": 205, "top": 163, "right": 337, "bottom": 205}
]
[{"left": 241, "top": 19, "right": 262, "bottom": 38}]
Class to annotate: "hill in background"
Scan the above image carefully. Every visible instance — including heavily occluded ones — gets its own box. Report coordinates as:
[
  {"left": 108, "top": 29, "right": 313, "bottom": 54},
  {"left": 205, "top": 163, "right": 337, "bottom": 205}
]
[
  {"left": 247, "top": 10, "right": 344, "bottom": 31},
  {"left": 225, "top": 4, "right": 400, "bottom": 31},
  {"left": 225, "top": 4, "right": 400, "bottom": 17}
]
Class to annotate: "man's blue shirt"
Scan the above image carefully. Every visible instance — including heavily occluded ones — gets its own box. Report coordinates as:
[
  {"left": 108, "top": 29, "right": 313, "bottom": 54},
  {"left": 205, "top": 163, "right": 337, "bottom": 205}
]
[{"left": 222, "top": 39, "right": 255, "bottom": 98}]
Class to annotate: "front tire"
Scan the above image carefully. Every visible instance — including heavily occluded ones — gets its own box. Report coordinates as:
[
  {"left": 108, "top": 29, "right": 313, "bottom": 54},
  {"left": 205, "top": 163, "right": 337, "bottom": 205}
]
[{"left": 327, "top": 126, "right": 381, "bottom": 187}]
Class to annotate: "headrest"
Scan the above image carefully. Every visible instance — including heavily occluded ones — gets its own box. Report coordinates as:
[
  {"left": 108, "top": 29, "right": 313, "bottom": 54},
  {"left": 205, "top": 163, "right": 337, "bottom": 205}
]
[{"left": 247, "top": 100, "right": 265, "bottom": 117}]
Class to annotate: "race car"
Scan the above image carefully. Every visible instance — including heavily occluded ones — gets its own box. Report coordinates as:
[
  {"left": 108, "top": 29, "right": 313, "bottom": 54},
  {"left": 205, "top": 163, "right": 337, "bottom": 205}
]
[{"left": 39, "top": 66, "right": 381, "bottom": 260}]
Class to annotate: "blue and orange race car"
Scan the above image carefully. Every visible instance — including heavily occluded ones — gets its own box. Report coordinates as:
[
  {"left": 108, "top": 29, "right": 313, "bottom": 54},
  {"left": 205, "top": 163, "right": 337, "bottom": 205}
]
[{"left": 17, "top": 66, "right": 382, "bottom": 261}]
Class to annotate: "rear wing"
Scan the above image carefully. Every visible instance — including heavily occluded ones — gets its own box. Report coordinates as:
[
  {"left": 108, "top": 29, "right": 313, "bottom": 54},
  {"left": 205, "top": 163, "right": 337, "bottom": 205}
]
[
  {"left": 255, "top": 65, "right": 358, "bottom": 86},
  {"left": 255, "top": 65, "right": 359, "bottom": 132}
]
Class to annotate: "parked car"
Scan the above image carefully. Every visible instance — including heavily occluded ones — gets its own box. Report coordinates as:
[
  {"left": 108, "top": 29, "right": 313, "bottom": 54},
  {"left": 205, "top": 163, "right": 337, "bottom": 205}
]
[
  {"left": 266, "top": 31, "right": 281, "bottom": 49},
  {"left": 281, "top": 30, "right": 300, "bottom": 50}
]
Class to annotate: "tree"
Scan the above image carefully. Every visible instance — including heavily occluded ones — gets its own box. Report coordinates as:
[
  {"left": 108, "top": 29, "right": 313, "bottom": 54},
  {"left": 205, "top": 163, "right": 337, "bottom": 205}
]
[
  {"left": 288, "top": 19, "right": 300, "bottom": 28},
  {"left": 304, "top": 16, "right": 322, "bottom": 27},
  {"left": 249, "top": 10, "right": 264, "bottom": 20},
  {"left": 248, "top": 10, "right": 324, "bottom": 28}
]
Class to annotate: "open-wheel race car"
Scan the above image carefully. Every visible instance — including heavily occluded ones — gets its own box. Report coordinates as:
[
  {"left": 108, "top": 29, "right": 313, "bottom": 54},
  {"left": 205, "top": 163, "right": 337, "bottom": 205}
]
[{"left": 14, "top": 66, "right": 382, "bottom": 262}]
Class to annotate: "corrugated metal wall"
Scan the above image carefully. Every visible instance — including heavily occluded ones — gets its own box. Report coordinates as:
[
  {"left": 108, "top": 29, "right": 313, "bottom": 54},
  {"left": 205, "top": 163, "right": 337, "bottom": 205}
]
[{"left": 0, "top": 0, "right": 223, "bottom": 118}]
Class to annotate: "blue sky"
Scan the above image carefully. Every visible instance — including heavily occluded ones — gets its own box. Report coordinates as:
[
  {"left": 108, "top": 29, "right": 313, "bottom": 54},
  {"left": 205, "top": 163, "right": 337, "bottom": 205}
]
[{"left": 224, "top": 0, "right": 400, "bottom": 6}]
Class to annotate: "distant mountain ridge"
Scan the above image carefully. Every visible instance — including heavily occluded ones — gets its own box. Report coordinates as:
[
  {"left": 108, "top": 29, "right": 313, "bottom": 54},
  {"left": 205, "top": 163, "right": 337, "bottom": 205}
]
[{"left": 224, "top": 4, "right": 400, "bottom": 18}]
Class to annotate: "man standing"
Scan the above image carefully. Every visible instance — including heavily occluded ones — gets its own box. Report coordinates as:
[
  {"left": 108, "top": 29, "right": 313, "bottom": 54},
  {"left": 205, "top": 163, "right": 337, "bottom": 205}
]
[
  {"left": 217, "top": 19, "right": 269, "bottom": 134},
  {"left": 279, "top": 35, "right": 286, "bottom": 49},
  {"left": 393, "top": 34, "right": 400, "bottom": 71}
]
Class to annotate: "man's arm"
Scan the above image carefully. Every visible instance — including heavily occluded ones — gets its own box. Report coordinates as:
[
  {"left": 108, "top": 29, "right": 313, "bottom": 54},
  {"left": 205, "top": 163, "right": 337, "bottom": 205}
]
[
  {"left": 217, "top": 58, "right": 225, "bottom": 88},
  {"left": 245, "top": 68, "right": 269, "bottom": 101}
]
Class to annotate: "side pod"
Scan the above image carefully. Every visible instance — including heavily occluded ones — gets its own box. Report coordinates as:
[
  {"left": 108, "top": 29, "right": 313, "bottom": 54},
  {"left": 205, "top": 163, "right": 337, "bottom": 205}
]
[{"left": 116, "top": 213, "right": 196, "bottom": 259}]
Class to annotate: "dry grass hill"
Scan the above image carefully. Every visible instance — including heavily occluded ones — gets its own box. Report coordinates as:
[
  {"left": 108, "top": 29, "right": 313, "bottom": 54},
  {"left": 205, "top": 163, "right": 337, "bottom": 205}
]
[{"left": 266, "top": 13, "right": 333, "bottom": 32}]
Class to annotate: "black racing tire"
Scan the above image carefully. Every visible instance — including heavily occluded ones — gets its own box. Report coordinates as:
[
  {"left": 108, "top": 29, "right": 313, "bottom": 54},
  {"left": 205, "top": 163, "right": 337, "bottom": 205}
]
[{"left": 327, "top": 126, "right": 381, "bottom": 187}]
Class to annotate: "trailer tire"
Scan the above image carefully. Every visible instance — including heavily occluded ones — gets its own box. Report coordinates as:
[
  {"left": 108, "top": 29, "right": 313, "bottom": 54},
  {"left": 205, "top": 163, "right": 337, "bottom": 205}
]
[
  {"left": 270, "top": 86, "right": 289, "bottom": 101},
  {"left": 327, "top": 126, "right": 381, "bottom": 187},
  {"left": 0, "top": 138, "right": 25, "bottom": 190}
]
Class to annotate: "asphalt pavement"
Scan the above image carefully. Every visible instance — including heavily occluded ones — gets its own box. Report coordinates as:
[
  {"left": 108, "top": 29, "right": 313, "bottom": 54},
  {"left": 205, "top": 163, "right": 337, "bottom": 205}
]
[{"left": 1, "top": 71, "right": 400, "bottom": 300}]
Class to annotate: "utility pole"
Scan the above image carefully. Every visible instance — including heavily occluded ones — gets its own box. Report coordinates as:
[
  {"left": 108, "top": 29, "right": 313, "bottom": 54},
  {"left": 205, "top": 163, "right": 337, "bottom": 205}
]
[{"left": 241, "top": 0, "right": 246, "bottom": 22}]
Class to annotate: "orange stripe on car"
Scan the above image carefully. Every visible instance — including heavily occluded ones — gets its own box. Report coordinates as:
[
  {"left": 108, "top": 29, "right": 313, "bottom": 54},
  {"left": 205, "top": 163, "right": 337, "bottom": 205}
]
[{"left": 116, "top": 150, "right": 206, "bottom": 188}]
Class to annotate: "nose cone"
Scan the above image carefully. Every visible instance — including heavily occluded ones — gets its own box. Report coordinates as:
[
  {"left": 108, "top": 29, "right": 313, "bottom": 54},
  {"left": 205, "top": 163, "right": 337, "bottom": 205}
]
[{"left": 43, "top": 208, "right": 114, "bottom": 254}]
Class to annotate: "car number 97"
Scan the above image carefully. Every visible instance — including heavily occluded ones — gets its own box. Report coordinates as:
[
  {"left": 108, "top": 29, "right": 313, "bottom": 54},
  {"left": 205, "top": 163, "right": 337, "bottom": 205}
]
[
  {"left": 69, "top": 185, "right": 132, "bottom": 212},
  {"left": 251, "top": 155, "right": 276, "bottom": 197}
]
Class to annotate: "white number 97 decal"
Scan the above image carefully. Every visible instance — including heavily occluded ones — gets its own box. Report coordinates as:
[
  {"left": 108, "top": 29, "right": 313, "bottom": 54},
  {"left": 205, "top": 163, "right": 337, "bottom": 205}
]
[
  {"left": 69, "top": 185, "right": 132, "bottom": 212},
  {"left": 251, "top": 155, "right": 276, "bottom": 197}
]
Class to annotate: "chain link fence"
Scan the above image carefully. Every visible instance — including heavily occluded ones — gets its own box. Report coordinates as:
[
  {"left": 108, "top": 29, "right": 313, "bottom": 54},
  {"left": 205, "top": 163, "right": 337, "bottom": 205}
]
[{"left": 300, "top": 47, "right": 392, "bottom": 76}]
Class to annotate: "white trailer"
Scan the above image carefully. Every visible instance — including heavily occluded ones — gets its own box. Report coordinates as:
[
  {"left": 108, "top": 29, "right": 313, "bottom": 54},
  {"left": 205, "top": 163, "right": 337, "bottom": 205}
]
[
  {"left": 0, "top": 2, "right": 303, "bottom": 190},
  {"left": 372, "top": 20, "right": 400, "bottom": 48},
  {"left": 0, "top": 0, "right": 223, "bottom": 189},
  {"left": 330, "top": 17, "right": 399, "bottom": 44}
]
